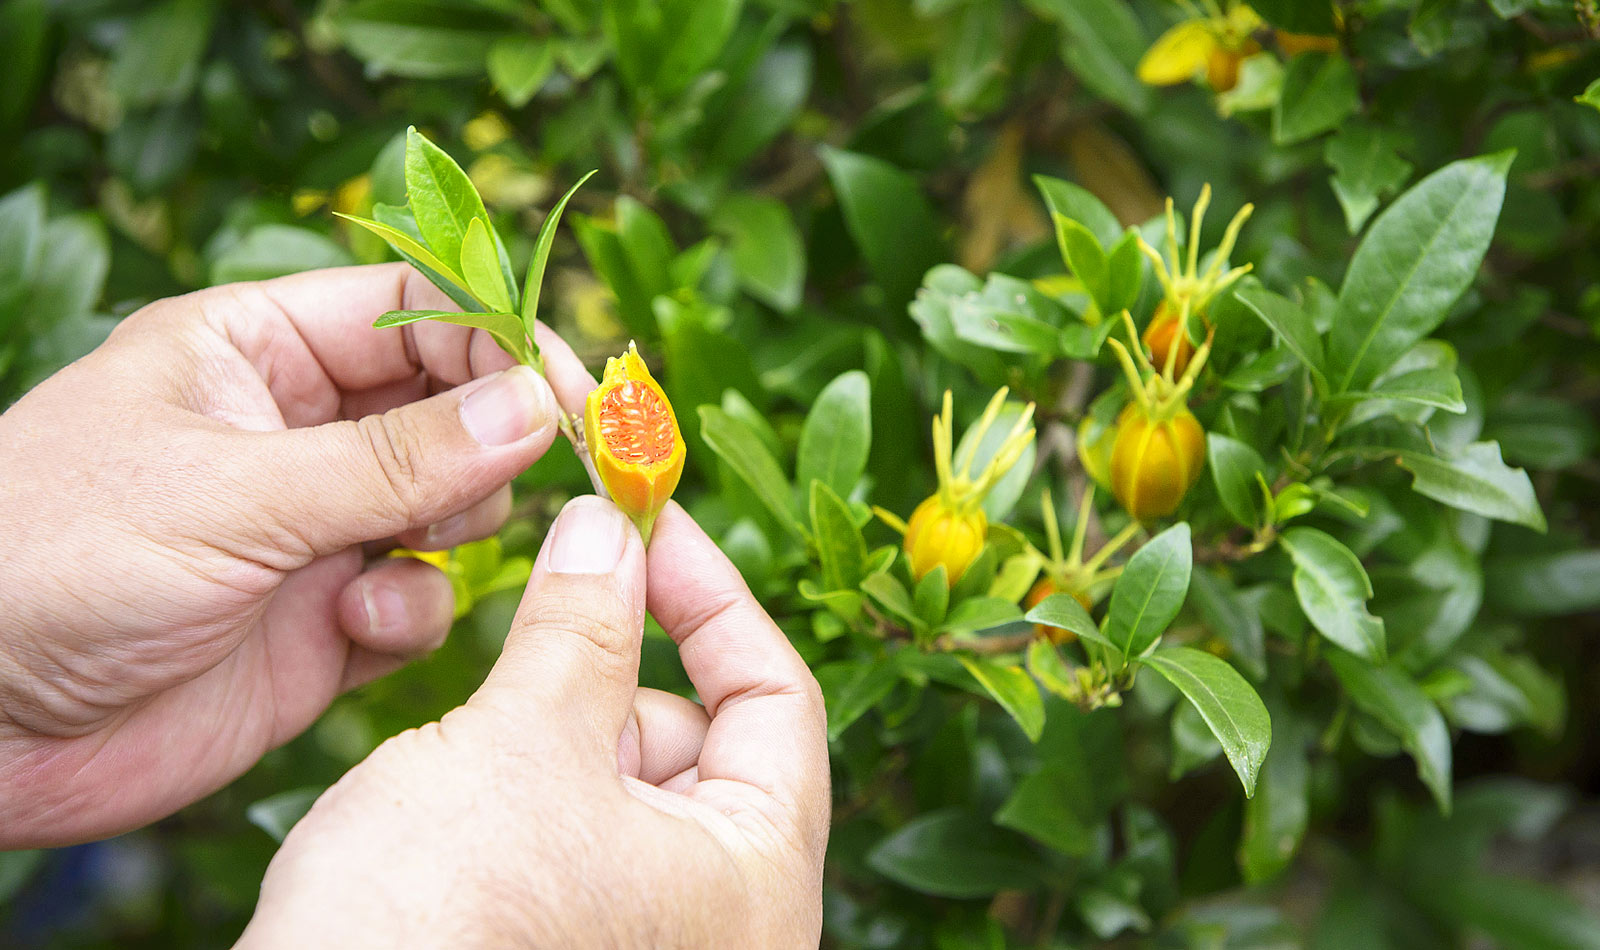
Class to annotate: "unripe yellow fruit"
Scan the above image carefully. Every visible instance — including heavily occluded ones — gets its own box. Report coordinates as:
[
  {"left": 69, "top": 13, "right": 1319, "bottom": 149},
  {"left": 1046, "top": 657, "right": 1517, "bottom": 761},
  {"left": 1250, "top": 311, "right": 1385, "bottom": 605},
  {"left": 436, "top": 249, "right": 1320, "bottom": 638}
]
[
  {"left": 904, "top": 495, "right": 988, "bottom": 584},
  {"left": 1110, "top": 403, "right": 1205, "bottom": 521}
]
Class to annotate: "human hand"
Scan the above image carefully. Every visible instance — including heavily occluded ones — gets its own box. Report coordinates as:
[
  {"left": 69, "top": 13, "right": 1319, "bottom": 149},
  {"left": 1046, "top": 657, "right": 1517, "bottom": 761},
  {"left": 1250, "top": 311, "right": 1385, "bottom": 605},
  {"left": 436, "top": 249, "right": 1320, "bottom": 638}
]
[
  {"left": 236, "top": 499, "right": 829, "bottom": 949},
  {"left": 0, "top": 263, "right": 597, "bottom": 848}
]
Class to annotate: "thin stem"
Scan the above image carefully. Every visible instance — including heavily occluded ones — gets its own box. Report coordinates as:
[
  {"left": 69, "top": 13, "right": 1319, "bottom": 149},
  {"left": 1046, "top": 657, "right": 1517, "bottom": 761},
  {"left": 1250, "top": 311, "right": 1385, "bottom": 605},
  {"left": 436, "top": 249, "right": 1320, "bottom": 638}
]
[
  {"left": 1085, "top": 521, "right": 1142, "bottom": 572},
  {"left": 1042, "top": 486, "right": 1065, "bottom": 565},
  {"left": 1187, "top": 183, "right": 1211, "bottom": 280},
  {"left": 1068, "top": 487, "right": 1095, "bottom": 566}
]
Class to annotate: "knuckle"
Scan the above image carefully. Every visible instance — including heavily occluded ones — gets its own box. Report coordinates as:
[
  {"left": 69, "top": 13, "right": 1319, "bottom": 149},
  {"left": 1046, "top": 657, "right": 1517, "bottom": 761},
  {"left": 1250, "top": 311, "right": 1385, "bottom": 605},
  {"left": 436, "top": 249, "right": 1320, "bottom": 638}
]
[
  {"left": 356, "top": 412, "right": 429, "bottom": 523},
  {"left": 525, "top": 602, "right": 636, "bottom": 676}
]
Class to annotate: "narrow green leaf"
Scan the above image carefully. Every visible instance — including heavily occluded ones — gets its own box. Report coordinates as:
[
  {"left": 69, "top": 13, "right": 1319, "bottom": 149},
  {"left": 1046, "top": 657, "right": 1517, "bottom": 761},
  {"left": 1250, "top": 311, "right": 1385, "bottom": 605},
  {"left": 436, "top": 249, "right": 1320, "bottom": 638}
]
[
  {"left": 371, "top": 310, "right": 530, "bottom": 364},
  {"left": 1235, "top": 286, "right": 1327, "bottom": 390},
  {"left": 1279, "top": 527, "right": 1387, "bottom": 662},
  {"left": 796, "top": 370, "right": 872, "bottom": 499},
  {"left": 336, "top": 212, "right": 473, "bottom": 298},
  {"left": 1326, "top": 649, "right": 1452, "bottom": 812},
  {"left": 1396, "top": 440, "right": 1546, "bottom": 532},
  {"left": 1104, "top": 523, "right": 1192, "bottom": 661},
  {"left": 700, "top": 405, "right": 805, "bottom": 540},
  {"left": 1325, "top": 123, "right": 1414, "bottom": 233},
  {"left": 822, "top": 656, "right": 901, "bottom": 741},
  {"left": 1485, "top": 549, "right": 1600, "bottom": 617},
  {"left": 810, "top": 479, "right": 867, "bottom": 593},
  {"left": 521, "top": 170, "right": 596, "bottom": 332},
  {"left": 461, "top": 217, "right": 513, "bottom": 313},
  {"left": 1140, "top": 646, "right": 1272, "bottom": 796},
  {"left": 914, "top": 566, "right": 950, "bottom": 630},
  {"left": 1329, "top": 152, "right": 1514, "bottom": 392},
  {"left": 958, "top": 656, "right": 1045, "bottom": 741},
  {"left": 1055, "top": 214, "right": 1110, "bottom": 310}
]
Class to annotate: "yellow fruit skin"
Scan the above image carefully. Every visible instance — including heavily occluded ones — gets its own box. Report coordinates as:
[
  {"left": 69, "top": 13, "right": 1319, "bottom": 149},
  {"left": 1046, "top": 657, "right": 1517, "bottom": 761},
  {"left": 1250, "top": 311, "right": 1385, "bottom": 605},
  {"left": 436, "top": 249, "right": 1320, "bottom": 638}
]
[
  {"left": 904, "top": 495, "right": 987, "bottom": 585},
  {"left": 1142, "top": 304, "right": 1198, "bottom": 378},
  {"left": 1025, "top": 577, "right": 1091, "bottom": 643},
  {"left": 1110, "top": 404, "right": 1205, "bottom": 520},
  {"left": 583, "top": 346, "right": 685, "bottom": 537}
]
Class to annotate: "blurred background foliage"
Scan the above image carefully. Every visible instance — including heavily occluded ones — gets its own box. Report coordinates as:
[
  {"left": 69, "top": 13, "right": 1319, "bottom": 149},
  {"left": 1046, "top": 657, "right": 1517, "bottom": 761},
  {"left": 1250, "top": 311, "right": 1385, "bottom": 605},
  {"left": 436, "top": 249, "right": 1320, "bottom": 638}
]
[{"left": 3, "top": 0, "right": 1600, "bottom": 947}]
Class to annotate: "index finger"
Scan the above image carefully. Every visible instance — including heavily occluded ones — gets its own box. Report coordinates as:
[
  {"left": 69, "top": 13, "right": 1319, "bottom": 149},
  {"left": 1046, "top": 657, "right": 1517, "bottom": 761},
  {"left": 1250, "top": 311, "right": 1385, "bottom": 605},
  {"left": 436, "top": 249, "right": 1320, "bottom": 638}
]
[
  {"left": 645, "top": 504, "right": 829, "bottom": 839},
  {"left": 208, "top": 263, "right": 597, "bottom": 426}
]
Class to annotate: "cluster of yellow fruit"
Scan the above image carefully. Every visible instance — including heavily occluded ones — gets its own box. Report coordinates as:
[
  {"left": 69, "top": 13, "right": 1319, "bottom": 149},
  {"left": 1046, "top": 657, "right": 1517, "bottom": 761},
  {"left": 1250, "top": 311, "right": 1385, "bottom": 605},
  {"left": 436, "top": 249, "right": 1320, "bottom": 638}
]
[{"left": 888, "top": 186, "right": 1254, "bottom": 645}]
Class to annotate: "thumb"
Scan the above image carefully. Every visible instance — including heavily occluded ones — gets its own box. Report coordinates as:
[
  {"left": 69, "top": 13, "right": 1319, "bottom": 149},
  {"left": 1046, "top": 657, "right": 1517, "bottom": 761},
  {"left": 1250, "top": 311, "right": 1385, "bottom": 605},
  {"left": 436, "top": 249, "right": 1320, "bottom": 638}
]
[
  {"left": 240, "top": 366, "right": 559, "bottom": 556},
  {"left": 472, "top": 496, "right": 646, "bottom": 765}
]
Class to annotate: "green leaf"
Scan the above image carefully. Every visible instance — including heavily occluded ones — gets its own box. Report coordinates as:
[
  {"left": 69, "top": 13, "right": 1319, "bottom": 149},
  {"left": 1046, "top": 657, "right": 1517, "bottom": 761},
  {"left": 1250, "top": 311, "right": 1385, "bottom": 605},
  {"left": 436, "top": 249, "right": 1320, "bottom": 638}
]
[
  {"left": 0, "top": 0, "right": 48, "bottom": 135},
  {"left": 602, "top": 0, "right": 743, "bottom": 101},
  {"left": 1104, "top": 523, "right": 1192, "bottom": 662},
  {"left": 958, "top": 656, "right": 1045, "bottom": 741},
  {"left": 1250, "top": 0, "right": 1336, "bottom": 32},
  {"left": 1329, "top": 152, "right": 1514, "bottom": 392},
  {"left": 1486, "top": 549, "right": 1600, "bottom": 617},
  {"left": 1027, "top": 0, "right": 1152, "bottom": 114},
  {"left": 1023, "top": 593, "right": 1109, "bottom": 649},
  {"left": 246, "top": 785, "right": 325, "bottom": 843},
  {"left": 460, "top": 217, "right": 514, "bottom": 313},
  {"left": 1326, "top": 649, "right": 1452, "bottom": 812},
  {"left": 819, "top": 146, "right": 946, "bottom": 308},
  {"left": 822, "top": 656, "right": 902, "bottom": 741},
  {"left": 862, "top": 571, "right": 921, "bottom": 631},
  {"left": 709, "top": 193, "right": 806, "bottom": 312},
  {"left": 1033, "top": 174, "right": 1122, "bottom": 249},
  {"left": 866, "top": 809, "right": 1045, "bottom": 898},
  {"left": 0, "top": 184, "right": 46, "bottom": 325},
  {"left": 371, "top": 310, "right": 530, "bottom": 364},
  {"left": 335, "top": 0, "right": 505, "bottom": 79},
  {"left": 811, "top": 479, "right": 867, "bottom": 593},
  {"left": 211, "top": 225, "right": 356, "bottom": 284},
  {"left": 1273, "top": 52, "right": 1359, "bottom": 146},
  {"left": 520, "top": 170, "right": 596, "bottom": 334},
  {"left": 1239, "top": 709, "right": 1309, "bottom": 882},
  {"left": 700, "top": 406, "right": 806, "bottom": 541},
  {"left": 1578, "top": 77, "right": 1600, "bottom": 114},
  {"left": 914, "top": 566, "right": 951, "bottom": 629},
  {"left": 1448, "top": 872, "right": 1600, "bottom": 950},
  {"left": 1396, "top": 441, "right": 1546, "bottom": 532},
  {"left": 703, "top": 41, "right": 812, "bottom": 169},
  {"left": 488, "top": 35, "right": 555, "bottom": 108},
  {"left": 404, "top": 127, "right": 492, "bottom": 276},
  {"left": 1207, "top": 433, "right": 1268, "bottom": 530},
  {"left": 1235, "top": 286, "right": 1328, "bottom": 391},
  {"left": 1337, "top": 366, "right": 1465, "bottom": 414},
  {"left": 108, "top": 0, "right": 216, "bottom": 108},
  {"left": 1139, "top": 646, "right": 1272, "bottom": 796},
  {"left": 1054, "top": 214, "right": 1111, "bottom": 311},
  {"left": 995, "top": 704, "right": 1125, "bottom": 855},
  {"left": 1278, "top": 527, "right": 1387, "bottom": 662},
  {"left": 1325, "top": 123, "right": 1414, "bottom": 233},
  {"left": 796, "top": 370, "right": 872, "bottom": 499},
  {"left": 942, "top": 597, "right": 1024, "bottom": 637},
  {"left": 336, "top": 212, "right": 473, "bottom": 303},
  {"left": 1189, "top": 567, "right": 1267, "bottom": 681}
]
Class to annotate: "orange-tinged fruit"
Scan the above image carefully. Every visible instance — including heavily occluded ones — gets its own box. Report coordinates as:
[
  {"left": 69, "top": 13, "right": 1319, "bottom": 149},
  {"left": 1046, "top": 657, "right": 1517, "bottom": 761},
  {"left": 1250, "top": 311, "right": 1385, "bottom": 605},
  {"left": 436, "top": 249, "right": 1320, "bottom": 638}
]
[
  {"left": 1110, "top": 403, "right": 1205, "bottom": 521},
  {"left": 1025, "top": 576, "right": 1091, "bottom": 643},
  {"left": 583, "top": 343, "right": 683, "bottom": 543},
  {"left": 904, "top": 495, "right": 987, "bottom": 584},
  {"left": 1206, "top": 40, "right": 1258, "bottom": 92},
  {"left": 1142, "top": 305, "right": 1198, "bottom": 378}
]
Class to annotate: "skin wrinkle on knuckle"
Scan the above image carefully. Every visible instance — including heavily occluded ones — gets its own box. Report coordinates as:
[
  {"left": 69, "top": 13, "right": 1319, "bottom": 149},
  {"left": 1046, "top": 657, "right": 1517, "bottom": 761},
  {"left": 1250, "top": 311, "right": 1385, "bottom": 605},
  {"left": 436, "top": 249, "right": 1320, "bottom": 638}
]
[
  {"left": 521, "top": 599, "right": 637, "bottom": 677},
  {"left": 356, "top": 412, "right": 430, "bottom": 527}
]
